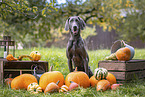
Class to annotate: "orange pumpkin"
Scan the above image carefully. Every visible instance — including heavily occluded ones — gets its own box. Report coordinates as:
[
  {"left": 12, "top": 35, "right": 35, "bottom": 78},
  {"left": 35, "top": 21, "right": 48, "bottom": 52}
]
[
  {"left": 106, "top": 72, "right": 116, "bottom": 85},
  {"left": 116, "top": 47, "right": 131, "bottom": 61},
  {"left": 65, "top": 67, "right": 90, "bottom": 88},
  {"left": 11, "top": 74, "right": 38, "bottom": 90},
  {"left": 39, "top": 66, "right": 64, "bottom": 91},
  {"left": 89, "top": 76, "right": 99, "bottom": 87},
  {"left": 96, "top": 79, "right": 111, "bottom": 91}
]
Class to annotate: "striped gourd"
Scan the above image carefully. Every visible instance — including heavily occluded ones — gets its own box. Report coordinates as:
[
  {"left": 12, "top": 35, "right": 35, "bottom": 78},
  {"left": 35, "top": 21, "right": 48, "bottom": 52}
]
[
  {"left": 27, "top": 82, "right": 42, "bottom": 94},
  {"left": 94, "top": 68, "right": 108, "bottom": 80},
  {"left": 59, "top": 85, "right": 69, "bottom": 92}
]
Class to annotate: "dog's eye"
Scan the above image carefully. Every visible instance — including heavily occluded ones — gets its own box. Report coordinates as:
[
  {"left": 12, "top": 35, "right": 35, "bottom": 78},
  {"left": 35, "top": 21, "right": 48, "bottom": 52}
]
[
  {"left": 70, "top": 19, "right": 73, "bottom": 22},
  {"left": 75, "top": 19, "right": 79, "bottom": 22}
]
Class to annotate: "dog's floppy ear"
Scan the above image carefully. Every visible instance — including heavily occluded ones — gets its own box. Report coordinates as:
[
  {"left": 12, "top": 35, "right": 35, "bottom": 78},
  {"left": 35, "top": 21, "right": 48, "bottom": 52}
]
[
  {"left": 65, "top": 17, "right": 70, "bottom": 31},
  {"left": 78, "top": 16, "right": 86, "bottom": 30}
]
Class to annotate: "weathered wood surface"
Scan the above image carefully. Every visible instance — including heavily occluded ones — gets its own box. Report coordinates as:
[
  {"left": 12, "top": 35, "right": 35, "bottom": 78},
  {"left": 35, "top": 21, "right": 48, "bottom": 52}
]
[
  {"left": 99, "top": 60, "right": 145, "bottom": 71},
  {"left": 0, "top": 59, "right": 48, "bottom": 84},
  {"left": 98, "top": 60, "right": 145, "bottom": 82}
]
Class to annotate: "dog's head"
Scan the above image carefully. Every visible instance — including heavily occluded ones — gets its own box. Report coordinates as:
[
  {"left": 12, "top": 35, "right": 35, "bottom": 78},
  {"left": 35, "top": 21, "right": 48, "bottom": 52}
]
[{"left": 65, "top": 16, "right": 86, "bottom": 36}]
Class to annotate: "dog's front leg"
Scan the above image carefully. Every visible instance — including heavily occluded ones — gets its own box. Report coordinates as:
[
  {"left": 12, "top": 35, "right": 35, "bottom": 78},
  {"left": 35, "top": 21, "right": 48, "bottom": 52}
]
[
  {"left": 68, "top": 58, "right": 73, "bottom": 72},
  {"left": 83, "top": 58, "right": 89, "bottom": 76}
]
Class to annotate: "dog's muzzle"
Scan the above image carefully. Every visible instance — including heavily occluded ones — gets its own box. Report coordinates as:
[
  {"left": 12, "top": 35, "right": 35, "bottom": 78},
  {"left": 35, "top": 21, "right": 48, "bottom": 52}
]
[{"left": 72, "top": 25, "right": 79, "bottom": 35}]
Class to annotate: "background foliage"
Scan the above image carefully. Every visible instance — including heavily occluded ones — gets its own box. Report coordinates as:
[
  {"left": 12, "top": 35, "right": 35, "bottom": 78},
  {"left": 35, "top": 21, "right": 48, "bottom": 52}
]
[{"left": 0, "top": 0, "right": 145, "bottom": 47}]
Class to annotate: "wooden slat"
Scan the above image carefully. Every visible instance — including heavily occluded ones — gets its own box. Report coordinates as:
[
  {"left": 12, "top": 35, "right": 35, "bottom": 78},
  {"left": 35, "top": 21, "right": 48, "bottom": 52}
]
[
  {"left": 0, "top": 60, "right": 3, "bottom": 84},
  {"left": 4, "top": 69, "right": 34, "bottom": 71},
  {"left": 109, "top": 71, "right": 125, "bottom": 80},
  {"left": 126, "top": 62, "right": 145, "bottom": 71},
  {"left": 99, "top": 62, "right": 126, "bottom": 71},
  {"left": 109, "top": 70, "right": 145, "bottom": 81},
  {"left": 99, "top": 60, "right": 145, "bottom": 71}
]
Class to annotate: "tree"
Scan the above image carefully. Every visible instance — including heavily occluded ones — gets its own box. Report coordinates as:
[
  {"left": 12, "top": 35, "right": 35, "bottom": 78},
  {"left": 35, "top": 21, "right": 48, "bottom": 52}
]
[
  {"left": 0, "top": 0, "right": 57, "bottom": 47},
  {"left": 1, "top": 0, "right": 142, "bottom": 47},
  {"left": 118, "top": 0, "right": 145, "bottom": 41}
]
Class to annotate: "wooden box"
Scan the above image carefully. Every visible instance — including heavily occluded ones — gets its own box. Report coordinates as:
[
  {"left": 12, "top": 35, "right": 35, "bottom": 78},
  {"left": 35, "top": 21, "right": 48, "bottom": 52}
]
[
  {"left": 98, "top": 60, "right": 145, "bottom": 82},
  {"left": 0, "top": 59, "right": 48, "bottom": 84}
]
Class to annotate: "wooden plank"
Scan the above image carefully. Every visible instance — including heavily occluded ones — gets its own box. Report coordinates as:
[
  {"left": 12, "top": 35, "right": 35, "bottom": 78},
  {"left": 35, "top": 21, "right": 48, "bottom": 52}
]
[
  {"left": 0, "top": 60, "right": 3, "bottom": 84},
  {"left": 4, "top": 69, "right": 34, "bottom": 71},
  {"left": 4, "top": 71, "right": 32, "bottom": 78},
  {"left": 125, "top": 70, "right": 145, "bottom": 80},
  {"left": 99, "top": 60, "right": 145, "bottom": 71},
  {"left": 4, "top": 61, "right": 48, "bottom": 71},
  {"left": 109, "top": 71, "right": 125, "bottom": 80},
  {"left": 109, "top": 70, "right": 145, "bottom": 81},
  {"left": 99, "top": 62, "right": 126, "bottom": 71},
  {"left": 126, "top": 62, "right": 145, "bottom": 71}
]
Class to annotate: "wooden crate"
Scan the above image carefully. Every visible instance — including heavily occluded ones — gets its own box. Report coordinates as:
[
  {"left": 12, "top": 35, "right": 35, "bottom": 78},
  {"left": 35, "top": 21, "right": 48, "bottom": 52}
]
[
  {"left": 0, "top": 59, "right": 48, "bottom": 84},
  {"left": 98, "top": 60, "right": 145, "bottom": 83}
]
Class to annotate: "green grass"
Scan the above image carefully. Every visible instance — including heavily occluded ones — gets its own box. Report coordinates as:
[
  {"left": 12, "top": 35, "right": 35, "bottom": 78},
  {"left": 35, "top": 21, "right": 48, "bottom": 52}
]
[{"left": 0, "top": 47, "right": 145, "bottom": 97}]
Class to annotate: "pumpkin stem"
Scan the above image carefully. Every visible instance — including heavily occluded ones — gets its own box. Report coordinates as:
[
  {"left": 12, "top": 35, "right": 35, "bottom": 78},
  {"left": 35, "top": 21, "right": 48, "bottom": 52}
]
[
  {"left": 56, "top": 80, "right": 60, "bottom": 85},
  {"left": 70, "top": 81, "right": 75, "bottom": 83},
  {"left": 121, "top": 40, "right": 126, "bottom": 47},
  {"left": 49, "top": 65, "right": 53, "bottom": 72},
  {"left": 74, "top": 67, "right": 77, "bottom": 72}
]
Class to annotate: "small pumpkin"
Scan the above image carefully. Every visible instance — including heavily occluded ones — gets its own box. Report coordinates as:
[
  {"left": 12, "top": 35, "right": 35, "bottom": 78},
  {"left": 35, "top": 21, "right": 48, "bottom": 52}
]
[
  {"left": 96, "top": 79, "right": 111, "bottom": 92},
  {"left": 44, "top": 81, "right": 60, "bottom": 94},
  {"left": 30, "top": 51, "right": 41, "bottom": 61},
  {"left": 106, "top": 72, "right": 116, "bottom": 85},
  {"left": 6, "top": 54, "right": 17, "bottom": 61},
  {"left": 89, "top": 76, "right": 99, "bottom": 87},
  {"left": 4, "top": 74, "right": 13, "bottom": 86},
  {"left": 5, "top": 78, "right": 13, "bottom": 86},
  {"left": 27, "top": 82, "right": 42, "bottom": 94},
  {"left": 59, "top": 85, "right": 69, "bottom": 92},
  {"left": 111, "top": 84, "right": 123, "bottom": 90},
  {"left": 116, "top": 47, "right": 131, "bottom": 61},
  {"left": 65, "top": 67, "right": 90, "bottom": 88},
  {"left": 94, "top": 67, "right": 108, "bottom": 80},
  {"left": 68, "top": 81, "right": 79, "bottom": 91},
  {"left": 39, "top": 66, "right": 64, "bottom": 91},
  {"left": 11, "top": 74, "right": 38, "bottom": 90}
]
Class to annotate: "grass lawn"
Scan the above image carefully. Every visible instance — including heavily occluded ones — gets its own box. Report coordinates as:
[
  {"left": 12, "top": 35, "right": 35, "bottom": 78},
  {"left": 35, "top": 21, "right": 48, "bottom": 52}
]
[{"left": 0, "top": 47, "right": 145, "bottom": 97}]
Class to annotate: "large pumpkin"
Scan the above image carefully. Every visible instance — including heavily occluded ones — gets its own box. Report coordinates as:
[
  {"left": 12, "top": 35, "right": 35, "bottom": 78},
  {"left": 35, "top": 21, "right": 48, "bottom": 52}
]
[
  {"left": 65, "top": 67, "right": 90, "bottom": 88},
  {"left": 89, "top": 76, "right": 99, "bottom": 87},
  {"left": 116, "top": 47, "right": 131, "bottom": 61},
  {"left": 30, "top": 51, "right": 41, "bottom": 61},
  {"left": 106, "top": 72, "right": 116, "bottom": 85},
  {"left": 39, "top": 66, "right": 64, "bottom": 91},
  {"left": 11, "top": 74, "right": 38, "bottom": 90}
]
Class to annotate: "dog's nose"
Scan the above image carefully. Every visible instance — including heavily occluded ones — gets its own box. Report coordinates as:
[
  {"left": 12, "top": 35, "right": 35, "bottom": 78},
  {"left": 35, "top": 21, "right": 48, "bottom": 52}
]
[{"left": 73, "top": 26, "right": 77, "bottom": 31}]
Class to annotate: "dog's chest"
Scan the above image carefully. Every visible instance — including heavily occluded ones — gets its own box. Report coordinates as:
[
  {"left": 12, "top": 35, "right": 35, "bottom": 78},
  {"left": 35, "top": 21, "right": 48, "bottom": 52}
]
[{"left": 68, "top": 41, "right": 84, "bottom": 61}]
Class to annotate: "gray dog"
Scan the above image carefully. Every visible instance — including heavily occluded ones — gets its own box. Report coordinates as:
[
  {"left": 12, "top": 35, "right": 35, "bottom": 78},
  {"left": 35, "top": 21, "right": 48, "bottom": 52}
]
[{"left": 65, "top": 16, "right": 93, "bottom": 78}]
